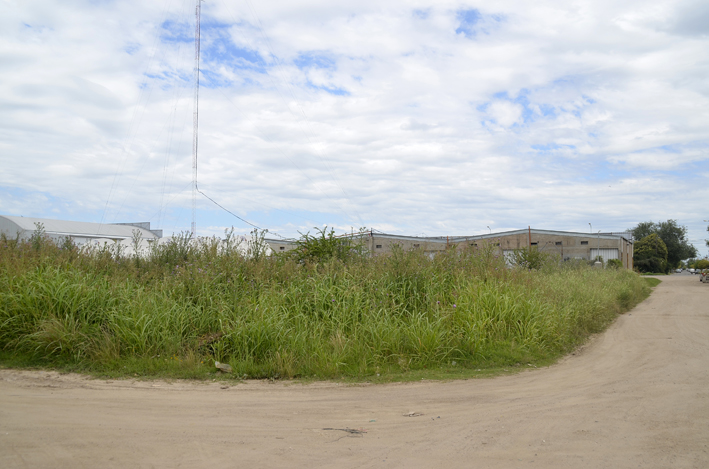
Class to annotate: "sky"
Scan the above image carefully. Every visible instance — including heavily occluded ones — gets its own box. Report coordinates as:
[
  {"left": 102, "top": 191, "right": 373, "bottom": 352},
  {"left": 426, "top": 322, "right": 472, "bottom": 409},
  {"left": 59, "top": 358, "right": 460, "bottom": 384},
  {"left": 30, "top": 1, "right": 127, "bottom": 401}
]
[{"left": 1, "top": 0, "right": 708, "bottom": 257}]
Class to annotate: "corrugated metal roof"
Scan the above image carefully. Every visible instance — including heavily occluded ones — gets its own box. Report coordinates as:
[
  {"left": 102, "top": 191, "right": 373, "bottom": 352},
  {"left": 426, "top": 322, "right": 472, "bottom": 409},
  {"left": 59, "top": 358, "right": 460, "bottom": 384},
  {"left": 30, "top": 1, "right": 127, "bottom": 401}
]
[
  {"left": 332, "top": 229, "right": 632, "bottom": 244},
  {"left": 449, "top": 229, "right": 632, "bottom": 243},
  {"left": 0, "top": 215, "right": 158, "bottom": 239}
]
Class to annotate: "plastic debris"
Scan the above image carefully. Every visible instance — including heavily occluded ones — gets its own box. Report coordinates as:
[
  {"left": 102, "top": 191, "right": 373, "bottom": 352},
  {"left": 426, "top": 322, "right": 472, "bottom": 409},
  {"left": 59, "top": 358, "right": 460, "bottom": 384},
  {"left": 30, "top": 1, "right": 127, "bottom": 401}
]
[{"left": 214, "top": 361, "right": 233, "bottom": 373}]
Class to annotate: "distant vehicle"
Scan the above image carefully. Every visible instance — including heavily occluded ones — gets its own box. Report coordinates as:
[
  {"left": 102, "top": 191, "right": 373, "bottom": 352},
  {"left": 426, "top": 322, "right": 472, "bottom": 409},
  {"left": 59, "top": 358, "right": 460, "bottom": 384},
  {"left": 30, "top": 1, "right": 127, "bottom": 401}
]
[
  {"left": 675, "top": 269, "right": 682, "bottom": 273},
  {"left": 689, "top": 269, "right": 696, "bottom": 274}
]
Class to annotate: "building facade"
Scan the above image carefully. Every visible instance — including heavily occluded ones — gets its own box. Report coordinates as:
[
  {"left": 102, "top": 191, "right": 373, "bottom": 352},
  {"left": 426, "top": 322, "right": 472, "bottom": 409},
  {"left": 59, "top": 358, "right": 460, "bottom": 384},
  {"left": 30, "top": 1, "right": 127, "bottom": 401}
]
[
  {"left": 0, "top": 215, "right": 162, "bottom": 254},
  {"left": 266, "top": 228, "right": 634, "bottom": 269}
]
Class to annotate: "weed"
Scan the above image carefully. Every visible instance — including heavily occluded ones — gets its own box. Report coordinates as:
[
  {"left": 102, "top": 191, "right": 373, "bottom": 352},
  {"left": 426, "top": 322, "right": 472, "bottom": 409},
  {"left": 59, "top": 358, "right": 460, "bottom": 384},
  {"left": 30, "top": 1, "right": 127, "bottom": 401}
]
[{"left": 0, "top": 231, "right": 650, "bottom": 380}]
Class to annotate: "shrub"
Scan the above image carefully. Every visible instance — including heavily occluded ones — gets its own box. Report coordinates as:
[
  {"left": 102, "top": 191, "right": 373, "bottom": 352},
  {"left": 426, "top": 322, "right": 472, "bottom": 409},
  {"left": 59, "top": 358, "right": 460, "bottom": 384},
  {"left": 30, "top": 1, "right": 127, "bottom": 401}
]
[
  {"left": 290, "top": 227, "right": 367, "bottom": 264},
  {"left": 634, "top": 233, "right": 669, "bottom": 274},
  {"left": 510, "top": 247, "right": 558, "bottom": 270}
]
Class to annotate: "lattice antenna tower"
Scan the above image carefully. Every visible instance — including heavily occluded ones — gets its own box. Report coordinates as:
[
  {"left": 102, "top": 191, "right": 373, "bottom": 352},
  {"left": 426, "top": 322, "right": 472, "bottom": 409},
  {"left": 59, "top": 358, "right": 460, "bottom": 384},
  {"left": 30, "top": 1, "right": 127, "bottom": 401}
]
[{"left": 191, "top": 0, "right": 202, "bottom": 238}]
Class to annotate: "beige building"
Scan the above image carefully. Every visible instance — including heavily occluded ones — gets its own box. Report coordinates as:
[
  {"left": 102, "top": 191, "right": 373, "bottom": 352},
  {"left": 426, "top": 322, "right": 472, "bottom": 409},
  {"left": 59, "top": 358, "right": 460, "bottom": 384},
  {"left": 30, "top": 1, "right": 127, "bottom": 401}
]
[{"left": 266, "top": 228, "right": 634, "bottom": 269}]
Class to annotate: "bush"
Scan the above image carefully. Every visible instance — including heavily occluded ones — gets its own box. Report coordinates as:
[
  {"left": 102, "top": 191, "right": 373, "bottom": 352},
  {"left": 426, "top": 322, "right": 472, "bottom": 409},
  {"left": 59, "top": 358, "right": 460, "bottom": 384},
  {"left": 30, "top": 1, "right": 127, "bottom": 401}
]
[
  {"left": 634, "top": 233, "right": 669, "bottom": 274},
  {"left": 289, "top": 227, "right": 366, "bottom": 264},
  {"left": 510, "top": 247, "right": 558, "bottom": 270}
]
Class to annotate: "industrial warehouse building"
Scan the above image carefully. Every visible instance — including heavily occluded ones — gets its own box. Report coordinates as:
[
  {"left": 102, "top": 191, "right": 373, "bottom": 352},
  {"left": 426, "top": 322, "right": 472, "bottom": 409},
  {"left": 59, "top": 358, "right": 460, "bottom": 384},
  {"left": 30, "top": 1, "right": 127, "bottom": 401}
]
[
  {"left": 267, "top": 228, "right": 634, "bottom": 269},
  {"left": 0, "top": 215, "right": 162, "bottom": 254},
  {"left": 1, "top": 214, "right": 633, "bottom": 269}
]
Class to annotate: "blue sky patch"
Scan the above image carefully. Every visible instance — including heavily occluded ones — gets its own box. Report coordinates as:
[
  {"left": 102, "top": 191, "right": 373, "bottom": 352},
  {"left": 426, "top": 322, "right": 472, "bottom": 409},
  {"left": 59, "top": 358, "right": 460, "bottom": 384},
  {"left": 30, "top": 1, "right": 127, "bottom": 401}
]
[
  {"left": 455, "top": 9, "right": 482, "bottom": 38},
  {"left": 307, "top": 82, "right": 349, "bottom": 96},
  {"left": 199, "top": 69, "right": 234, "bottom": 89},
  {"left": 160, "top": 19, "right": 192, "bottom": 44},
  {"left": 531, "top": 143, "right": 577, "bottom": 152},
  {"left": 480, "top": 87, "right": 577, "bottom": 126},
  {"left": 200, "top": 21, "right": 267, "bottom": 75},
  {"left": 538, "top": 103, "right": 556, "bottom": 117},
  {"left": 295, "top": 52, "right": 336, "bottom": 70},
  {"left": 124, "top": 43, "right": 140, "bottom": 55}
]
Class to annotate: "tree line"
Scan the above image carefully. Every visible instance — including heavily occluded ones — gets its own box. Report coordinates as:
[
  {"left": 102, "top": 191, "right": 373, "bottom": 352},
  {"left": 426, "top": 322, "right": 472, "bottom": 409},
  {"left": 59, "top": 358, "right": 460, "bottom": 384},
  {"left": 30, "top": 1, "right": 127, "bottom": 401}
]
[{"left": 630, "top": 220, "right": 700, "bottom": 273}]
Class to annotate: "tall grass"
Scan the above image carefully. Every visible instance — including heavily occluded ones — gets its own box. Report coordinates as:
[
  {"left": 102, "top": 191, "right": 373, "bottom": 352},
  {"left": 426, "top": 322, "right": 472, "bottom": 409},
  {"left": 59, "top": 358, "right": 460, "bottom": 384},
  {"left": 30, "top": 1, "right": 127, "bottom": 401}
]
[{"left": 0, "top": 232, "right": 650, "bottom": 379}]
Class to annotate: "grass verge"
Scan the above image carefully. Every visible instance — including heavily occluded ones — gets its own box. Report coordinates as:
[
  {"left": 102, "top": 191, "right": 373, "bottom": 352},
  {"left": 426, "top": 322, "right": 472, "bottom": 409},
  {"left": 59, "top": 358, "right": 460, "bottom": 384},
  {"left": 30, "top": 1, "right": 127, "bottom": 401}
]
[
  {"left": 0, "top": 234, "right": 651, "bottom": 382},
  {"left": 643, "top": 277, "right": 662, "bottom": 288}
]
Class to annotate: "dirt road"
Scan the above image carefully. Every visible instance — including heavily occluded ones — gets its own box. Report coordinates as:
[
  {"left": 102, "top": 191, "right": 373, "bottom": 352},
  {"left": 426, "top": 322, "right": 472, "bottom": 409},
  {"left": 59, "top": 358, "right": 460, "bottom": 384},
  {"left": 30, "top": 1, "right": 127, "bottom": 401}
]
[{"left": 1, "top": 275, "right": 708, "bottom": 468}]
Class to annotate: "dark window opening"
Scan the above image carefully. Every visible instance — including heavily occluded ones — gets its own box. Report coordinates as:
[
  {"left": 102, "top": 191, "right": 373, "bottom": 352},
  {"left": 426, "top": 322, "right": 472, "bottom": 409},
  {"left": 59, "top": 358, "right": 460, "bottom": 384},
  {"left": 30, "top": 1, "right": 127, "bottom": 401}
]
[
  {"left": 279, "top": 246, "right": 285, "bottom": 251},
  {"left": 413, "top": 244, "right": 420, "bottom": 248},
  {"left": 555, "top": 241, "right": 562, "bottom": 246},
  {"left": 581, "top": 241, "right": 589, "bottom": 245},
  {"left": 376, "top": 244, "right": 382, "bottom": 249},
  {"left": 531, "top": 242, "right": 538, "bottom": 246}
]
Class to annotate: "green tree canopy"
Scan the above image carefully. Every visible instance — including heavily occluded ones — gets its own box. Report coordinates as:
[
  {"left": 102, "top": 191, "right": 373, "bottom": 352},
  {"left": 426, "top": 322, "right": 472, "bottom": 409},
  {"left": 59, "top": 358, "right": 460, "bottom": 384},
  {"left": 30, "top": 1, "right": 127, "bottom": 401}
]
[
  {"left": 629, "top": 220, "right": 697, "bottom": 268},
  {"left": 633, "top": 233, "right": 668, "bottom": 273}
]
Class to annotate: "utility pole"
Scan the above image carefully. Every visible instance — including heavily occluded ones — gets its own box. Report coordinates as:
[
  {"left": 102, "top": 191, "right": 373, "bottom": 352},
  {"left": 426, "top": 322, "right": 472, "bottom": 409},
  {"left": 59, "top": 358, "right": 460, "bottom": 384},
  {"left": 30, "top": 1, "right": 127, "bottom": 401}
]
[
  {"left": 528, "top": 226, "right": 532, "bottom": 248},
  {"left": 191, "top": 0, "right": 202, "bottom": 238}
]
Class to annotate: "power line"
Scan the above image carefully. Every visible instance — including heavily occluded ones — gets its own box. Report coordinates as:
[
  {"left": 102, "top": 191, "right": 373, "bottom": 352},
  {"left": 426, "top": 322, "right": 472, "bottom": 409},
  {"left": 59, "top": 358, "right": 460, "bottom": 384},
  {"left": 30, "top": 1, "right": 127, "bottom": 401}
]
[{"left": 197, "top": 187, "right": 288, "bottom": 239}]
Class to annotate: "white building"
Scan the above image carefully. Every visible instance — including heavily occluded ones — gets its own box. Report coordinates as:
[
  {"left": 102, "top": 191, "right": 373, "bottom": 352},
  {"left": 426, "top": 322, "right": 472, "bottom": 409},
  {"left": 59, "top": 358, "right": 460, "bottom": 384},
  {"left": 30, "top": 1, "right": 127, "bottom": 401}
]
[{"left": 0, "top": 214, "right": 162, "bottom": 254}]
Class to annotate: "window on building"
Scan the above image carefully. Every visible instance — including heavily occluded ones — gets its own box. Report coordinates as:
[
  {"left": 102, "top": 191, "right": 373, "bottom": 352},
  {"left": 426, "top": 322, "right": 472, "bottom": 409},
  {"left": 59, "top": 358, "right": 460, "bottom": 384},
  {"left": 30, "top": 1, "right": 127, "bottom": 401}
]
[
  {"left": 279, "top": 246, "right": 285, "bottom": 251},
  {"left": 413, "top": 244, "right": 420, "bottom": 248},
  {"left": 376, "top": 244, "right": 382, "bottom": 249},
  {"left": 531, "top": 242, "right": 538, "bottom": 246},
  {"left": 581, "top": 241, "right": 589, "bottom": 245},
  {"left": 555, "top": 241, "right": 562, "bottom": 246},
  {"left": 470, "top": 243, "right": 478, "bottom": 247}
]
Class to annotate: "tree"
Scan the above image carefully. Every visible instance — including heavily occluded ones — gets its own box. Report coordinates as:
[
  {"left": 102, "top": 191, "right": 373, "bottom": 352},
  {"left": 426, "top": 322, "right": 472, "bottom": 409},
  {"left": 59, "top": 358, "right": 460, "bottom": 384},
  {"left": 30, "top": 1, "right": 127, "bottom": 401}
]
[
  {"left": 630, "top": 221, "right": 656, "bottom": 241},
  {"left": 629, "top": 220, "right": 697, "bottom": 268},
  {"left": 633, "top": 233, "right": 668, "bottom": 273}
]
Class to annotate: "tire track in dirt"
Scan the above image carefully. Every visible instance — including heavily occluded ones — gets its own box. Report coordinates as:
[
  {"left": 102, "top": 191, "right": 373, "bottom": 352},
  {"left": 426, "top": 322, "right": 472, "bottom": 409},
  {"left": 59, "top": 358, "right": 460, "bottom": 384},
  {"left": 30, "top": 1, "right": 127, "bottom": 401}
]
[{"left": 1, "top": 275, "right": 707, "bottom": 468}]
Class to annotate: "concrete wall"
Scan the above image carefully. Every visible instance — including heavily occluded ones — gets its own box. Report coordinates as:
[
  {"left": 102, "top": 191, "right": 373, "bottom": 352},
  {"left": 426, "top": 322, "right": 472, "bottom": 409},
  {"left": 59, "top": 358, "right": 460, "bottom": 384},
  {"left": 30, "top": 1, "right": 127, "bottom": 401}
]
[
  {"left": 266, "top": 239, "right": 298, "bottom": 254},
  {"left": 367, "top": 230, "right": 634, "bottom": 269}
]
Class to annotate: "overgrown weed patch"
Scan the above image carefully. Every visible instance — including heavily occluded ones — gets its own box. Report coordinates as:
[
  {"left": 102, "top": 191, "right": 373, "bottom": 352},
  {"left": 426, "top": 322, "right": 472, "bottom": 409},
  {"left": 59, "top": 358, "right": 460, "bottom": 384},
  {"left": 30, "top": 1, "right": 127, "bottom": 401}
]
[{"left": 0, "top": 233, "right": 651, "bottom": 381}]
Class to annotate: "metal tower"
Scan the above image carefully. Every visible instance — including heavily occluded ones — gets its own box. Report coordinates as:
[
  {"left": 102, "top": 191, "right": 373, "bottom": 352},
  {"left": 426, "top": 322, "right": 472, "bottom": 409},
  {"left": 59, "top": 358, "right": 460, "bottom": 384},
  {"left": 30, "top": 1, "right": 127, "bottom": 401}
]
[{"left": 191, "top": 0, "right": 202, "bottom": 238}]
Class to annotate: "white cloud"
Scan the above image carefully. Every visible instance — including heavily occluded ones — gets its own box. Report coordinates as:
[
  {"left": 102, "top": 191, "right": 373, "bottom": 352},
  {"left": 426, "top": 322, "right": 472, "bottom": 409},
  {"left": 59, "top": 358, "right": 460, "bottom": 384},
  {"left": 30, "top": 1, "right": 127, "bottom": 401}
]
[
  {"left": 485, "top": 100, "right": 523, "bottom": 127},
  {"left": 0, "top": 0, "right": 707, "bottom": 257}
]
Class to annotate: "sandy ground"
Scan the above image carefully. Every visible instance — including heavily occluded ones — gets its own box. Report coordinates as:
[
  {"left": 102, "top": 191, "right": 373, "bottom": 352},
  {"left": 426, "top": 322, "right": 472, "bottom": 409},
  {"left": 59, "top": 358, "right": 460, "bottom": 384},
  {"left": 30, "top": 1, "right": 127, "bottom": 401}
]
[{"left": 1, "top": 275, "right": 708, "bottom": 468}]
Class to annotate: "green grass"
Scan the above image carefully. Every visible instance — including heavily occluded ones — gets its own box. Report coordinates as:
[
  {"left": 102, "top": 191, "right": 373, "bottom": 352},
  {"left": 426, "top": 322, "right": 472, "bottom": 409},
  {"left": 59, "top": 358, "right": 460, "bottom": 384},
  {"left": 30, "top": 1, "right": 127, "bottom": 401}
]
[
  {"left": 0, "top": 233, "right": 652, "bottom": 381},
  {"left": 643, "top": 277, "right": 662, "bottom": 288}
]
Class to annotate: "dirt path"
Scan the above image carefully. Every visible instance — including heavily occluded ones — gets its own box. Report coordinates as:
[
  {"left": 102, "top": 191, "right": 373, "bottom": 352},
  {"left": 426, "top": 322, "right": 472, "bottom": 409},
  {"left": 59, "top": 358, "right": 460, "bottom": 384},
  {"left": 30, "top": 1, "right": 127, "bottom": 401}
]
[{"left": 1, "top": 275, "right": 708, "bottom": 468}]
